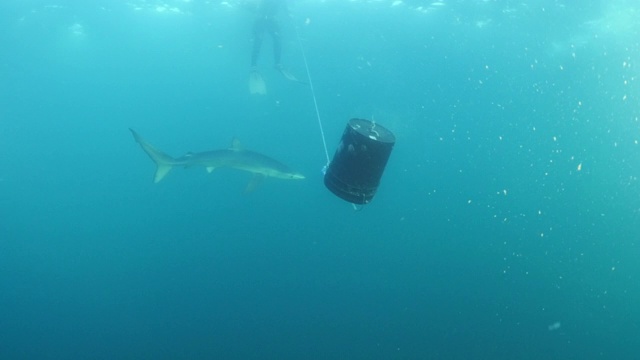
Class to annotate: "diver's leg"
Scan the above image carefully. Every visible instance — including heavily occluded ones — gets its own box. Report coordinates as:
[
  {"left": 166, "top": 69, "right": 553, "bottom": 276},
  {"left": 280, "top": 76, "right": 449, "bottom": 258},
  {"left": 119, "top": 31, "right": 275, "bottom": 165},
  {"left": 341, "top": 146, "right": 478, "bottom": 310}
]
[
  {"left": 251, "top": 36, "right": 263, "bottom": 67},
  {"left": 269, "top": 21, "right": 282, "bottom": 67},
  {"left": 249, "top": 20, "right": 268, "bottom": 94},
  {"left": 251, "top": 21, "right": 265, "bottom": 67}
]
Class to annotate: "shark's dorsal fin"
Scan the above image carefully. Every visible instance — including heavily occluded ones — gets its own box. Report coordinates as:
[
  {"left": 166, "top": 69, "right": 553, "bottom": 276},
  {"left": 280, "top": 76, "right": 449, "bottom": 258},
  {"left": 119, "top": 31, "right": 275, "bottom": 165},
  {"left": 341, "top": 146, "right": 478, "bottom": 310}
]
[{"left": 230, "top": 138, "right": 243, "bottom": 151}]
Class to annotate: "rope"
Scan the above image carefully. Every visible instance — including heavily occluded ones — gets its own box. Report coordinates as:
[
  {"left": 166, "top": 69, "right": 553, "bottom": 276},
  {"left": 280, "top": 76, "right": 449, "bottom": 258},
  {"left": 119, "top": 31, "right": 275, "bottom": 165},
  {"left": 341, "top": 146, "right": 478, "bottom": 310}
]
[{"left": 295, "top": 25, "right": 331, "bottom": 167}]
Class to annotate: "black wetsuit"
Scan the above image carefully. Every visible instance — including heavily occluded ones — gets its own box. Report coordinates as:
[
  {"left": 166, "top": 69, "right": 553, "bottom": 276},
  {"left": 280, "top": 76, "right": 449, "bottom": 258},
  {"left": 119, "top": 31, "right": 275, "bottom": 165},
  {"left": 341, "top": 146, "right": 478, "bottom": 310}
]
[{"left": 251, "top": 0, "right": 286, "bottom": 67}]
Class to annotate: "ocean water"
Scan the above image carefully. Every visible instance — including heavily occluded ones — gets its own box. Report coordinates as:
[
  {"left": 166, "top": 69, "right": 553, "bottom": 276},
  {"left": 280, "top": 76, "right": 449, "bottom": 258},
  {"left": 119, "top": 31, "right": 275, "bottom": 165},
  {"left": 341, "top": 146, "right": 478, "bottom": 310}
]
[{"left": 1, "top": 0, "right": 639, "bottom": 359}]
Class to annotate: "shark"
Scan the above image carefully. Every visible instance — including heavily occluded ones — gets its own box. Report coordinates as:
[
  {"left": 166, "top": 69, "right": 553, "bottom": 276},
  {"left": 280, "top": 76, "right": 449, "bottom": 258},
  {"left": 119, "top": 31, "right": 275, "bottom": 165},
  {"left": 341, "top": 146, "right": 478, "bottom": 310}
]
[{"left": 129, "top": 129, "right": 305, "bottom": 190}]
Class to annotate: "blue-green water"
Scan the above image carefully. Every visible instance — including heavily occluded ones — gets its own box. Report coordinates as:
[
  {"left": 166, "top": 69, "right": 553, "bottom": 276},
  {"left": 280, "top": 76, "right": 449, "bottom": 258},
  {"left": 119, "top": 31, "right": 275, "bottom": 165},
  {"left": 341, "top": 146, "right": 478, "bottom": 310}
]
[{"left": 1, "top": 1, "right": 639, "bottom": 358}]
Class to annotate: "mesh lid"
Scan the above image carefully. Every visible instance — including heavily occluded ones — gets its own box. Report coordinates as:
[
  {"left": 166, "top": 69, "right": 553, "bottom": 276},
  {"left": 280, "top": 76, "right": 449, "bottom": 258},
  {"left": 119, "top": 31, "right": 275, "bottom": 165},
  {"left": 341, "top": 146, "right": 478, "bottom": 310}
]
[{"left": 349, "top": 118, "right": 396, "bottom": 143}]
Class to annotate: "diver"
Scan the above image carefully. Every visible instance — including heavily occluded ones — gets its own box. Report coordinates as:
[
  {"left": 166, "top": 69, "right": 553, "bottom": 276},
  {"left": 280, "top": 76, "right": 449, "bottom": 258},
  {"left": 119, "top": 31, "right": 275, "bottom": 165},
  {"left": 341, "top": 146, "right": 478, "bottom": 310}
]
[{"left": 248, "top": 0, "right": 300, "bottom": 95}]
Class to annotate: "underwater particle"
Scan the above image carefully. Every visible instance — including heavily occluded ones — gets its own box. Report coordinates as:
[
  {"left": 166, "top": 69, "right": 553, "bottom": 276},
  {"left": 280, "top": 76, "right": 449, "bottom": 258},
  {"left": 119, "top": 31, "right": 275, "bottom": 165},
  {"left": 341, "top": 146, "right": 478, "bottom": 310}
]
[
  {"left": 68, "top": 22, "right": 84, "bottom": 36},
  {"left": 548, "top": 322, "right": 561, "bottom": 331}
]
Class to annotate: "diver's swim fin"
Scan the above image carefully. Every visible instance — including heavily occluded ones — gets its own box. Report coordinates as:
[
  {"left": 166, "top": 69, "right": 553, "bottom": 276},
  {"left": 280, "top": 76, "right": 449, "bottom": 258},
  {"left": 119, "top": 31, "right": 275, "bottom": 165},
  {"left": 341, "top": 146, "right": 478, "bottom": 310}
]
[
  {"left": 277, "top": 68, "right": 299, "bottom": 82},
  {"left": 249, "top": 69, "right": 267, "bottom": 95},
  {"left": 275, "top": 65, "right": 307, "bottom": 84}
]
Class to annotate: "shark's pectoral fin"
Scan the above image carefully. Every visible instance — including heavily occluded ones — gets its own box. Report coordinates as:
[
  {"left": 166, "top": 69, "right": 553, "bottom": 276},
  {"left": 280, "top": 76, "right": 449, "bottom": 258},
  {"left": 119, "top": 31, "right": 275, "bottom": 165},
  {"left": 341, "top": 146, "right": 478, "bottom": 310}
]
[
  {"left": 206, "top": 166, "right": 216, "bottom": 173},
  {"left": 154, "top": 164, "right": 173, "bottom": 183},
  {"left": 245, "top": 174, "right": 265, "bottom": 193}
]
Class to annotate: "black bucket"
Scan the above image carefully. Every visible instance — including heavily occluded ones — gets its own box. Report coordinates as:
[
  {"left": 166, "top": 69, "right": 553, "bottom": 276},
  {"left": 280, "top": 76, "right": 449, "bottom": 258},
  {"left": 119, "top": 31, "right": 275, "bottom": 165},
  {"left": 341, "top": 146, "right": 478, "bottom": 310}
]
[{"left": 324, "top": 118, "right": 395, "bottom": 204}]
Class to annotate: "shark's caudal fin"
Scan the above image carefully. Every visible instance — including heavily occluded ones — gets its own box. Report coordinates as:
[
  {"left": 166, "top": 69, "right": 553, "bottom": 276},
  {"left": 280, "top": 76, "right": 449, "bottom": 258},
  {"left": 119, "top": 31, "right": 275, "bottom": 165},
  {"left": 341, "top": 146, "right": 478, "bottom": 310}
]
[{"left": 129, "top": 128, "right": 175, "bottom": 183}]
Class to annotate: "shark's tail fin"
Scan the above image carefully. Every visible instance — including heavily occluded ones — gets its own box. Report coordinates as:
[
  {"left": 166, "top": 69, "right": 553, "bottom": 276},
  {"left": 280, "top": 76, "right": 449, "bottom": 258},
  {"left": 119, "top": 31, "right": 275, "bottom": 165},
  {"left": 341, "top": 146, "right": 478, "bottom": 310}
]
[{"left": 129, "top": 128, "right": 175, "bottom": 183}]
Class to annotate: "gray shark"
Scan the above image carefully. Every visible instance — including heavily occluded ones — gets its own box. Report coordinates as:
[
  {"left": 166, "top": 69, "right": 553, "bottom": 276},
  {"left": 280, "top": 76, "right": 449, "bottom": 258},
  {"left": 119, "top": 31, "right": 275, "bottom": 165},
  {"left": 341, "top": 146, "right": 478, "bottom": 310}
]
[{"left": 130, "top": 129, "right": 305, "bottom": 189}]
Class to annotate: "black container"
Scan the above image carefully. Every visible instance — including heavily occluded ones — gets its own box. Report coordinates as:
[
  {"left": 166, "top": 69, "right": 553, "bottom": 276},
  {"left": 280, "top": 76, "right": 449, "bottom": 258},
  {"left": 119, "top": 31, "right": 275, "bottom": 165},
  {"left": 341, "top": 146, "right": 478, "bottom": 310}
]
[{"left": 324, "top": 118, "right": 395, "bottom": 204}]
